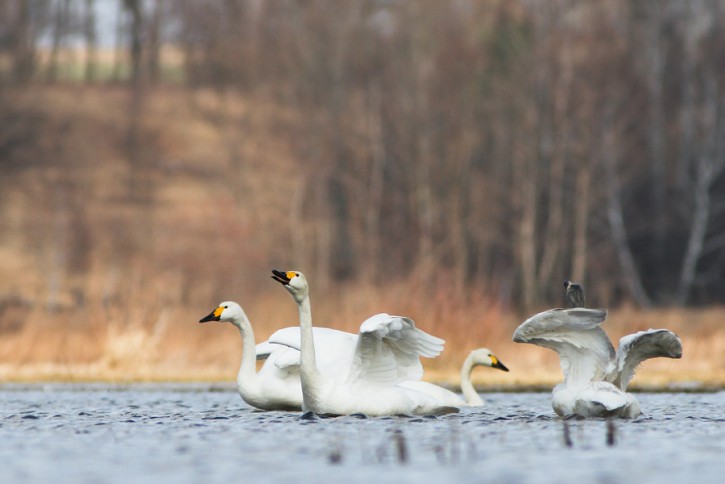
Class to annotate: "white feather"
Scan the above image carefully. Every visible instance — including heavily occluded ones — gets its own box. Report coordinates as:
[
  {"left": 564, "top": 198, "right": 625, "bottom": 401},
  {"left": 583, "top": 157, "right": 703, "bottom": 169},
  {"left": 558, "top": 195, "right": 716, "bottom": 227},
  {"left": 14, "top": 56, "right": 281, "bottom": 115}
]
[{"left": 513, "top": 308, "right": 682, "bottom": 418}]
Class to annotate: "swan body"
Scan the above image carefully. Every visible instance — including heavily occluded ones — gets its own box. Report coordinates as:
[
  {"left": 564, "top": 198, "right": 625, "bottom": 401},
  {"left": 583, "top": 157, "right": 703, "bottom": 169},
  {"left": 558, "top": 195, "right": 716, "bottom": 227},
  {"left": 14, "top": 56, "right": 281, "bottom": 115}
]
[
  {"left": 259, "top": 332, "right": 508, "bottom": 407},
  {"left": 398, "top": 348, "right": 509, "bottom": 406},
  {"left": 199, "top": 302, "right": 357, "bottom": 411},
  {"left": 513, "top": 308, "right": 682, "bottom": 418},
  {"left": 271, "top": 270, "right": 459, "bottom": 416},
  {"left": 255, "top": 326, "right": 358, "bottom": 373}
]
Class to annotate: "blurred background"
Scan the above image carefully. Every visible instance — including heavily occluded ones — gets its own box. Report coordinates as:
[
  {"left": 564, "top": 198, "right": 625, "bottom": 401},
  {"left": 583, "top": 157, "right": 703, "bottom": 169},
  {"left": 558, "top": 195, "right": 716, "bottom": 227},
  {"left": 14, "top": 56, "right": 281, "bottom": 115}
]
[{"left": 0, "top": 0, "right": 723, "bottom": 386}]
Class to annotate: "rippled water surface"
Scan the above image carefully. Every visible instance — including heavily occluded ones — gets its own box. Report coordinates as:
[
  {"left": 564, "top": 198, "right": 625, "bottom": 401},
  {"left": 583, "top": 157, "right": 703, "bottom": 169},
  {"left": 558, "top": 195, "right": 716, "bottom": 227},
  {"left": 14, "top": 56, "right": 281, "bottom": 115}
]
[{"left": 1, "top": 385, "right": 723, "bottom": 483}]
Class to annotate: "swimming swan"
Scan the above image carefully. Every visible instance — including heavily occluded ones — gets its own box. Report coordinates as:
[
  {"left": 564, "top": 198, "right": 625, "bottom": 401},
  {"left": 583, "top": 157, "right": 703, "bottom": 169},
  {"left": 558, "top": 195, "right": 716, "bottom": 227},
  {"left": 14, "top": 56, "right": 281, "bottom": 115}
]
[
  {"left": 258, "top": 332, "right": 508, "bottom": 407},
  {"left": 398, "top": 348, "right": 509, "bottom": 406},
  {"left": 271, "top": 270, "right": 459, "bottom": 416},
  {"left": 512, "top": 308, "right": 682, "bottom": 418},
  {"left": 199, "top": 301, "right": 357, "bottom": 411}
]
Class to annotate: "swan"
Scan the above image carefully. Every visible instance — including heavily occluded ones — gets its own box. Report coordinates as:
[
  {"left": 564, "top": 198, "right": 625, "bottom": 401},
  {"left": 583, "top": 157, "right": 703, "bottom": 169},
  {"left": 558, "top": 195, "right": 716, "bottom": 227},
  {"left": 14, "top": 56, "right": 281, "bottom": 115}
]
[
  {"left": 398, "top": 348, "right": 509, "bottom": 406},
  {"left": 512, "top": 308, "right": 682, "bottom": 418},
  {"left": 270, "top": 269, "right": 459, "bottom": 416},
  {"left": 259, "top": 333, "right": 508, "bottom": 407},
  {"left": 198, "top": 301, "right": 357, "bottom": 411}
]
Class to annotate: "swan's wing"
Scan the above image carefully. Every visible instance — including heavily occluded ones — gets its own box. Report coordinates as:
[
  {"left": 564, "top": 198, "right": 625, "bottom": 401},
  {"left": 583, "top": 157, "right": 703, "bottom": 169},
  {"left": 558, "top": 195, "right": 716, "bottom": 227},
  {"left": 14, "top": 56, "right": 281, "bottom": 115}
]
[
  {"left": 264, "top": 346, "right": 303, "bottom": 371},
  {"left": 255, "top": 346, "right": 301, "bottom": 384},
  {"left": 265, "top": 326, "right": 303, "bottom": 350},
  {"left": 606, "top": 329, "right": 683, "bottom": 390},
  {"left": 512, "top": 308, "right": 614, "bottom": 385},
  {"left": 346, "top": 313, "right": 445, "bottom": 385},
  {"left": 255, "top": 341, "right": 275, "bottom": 361},
  {"left": 266, "top": 326, "right": 358, "bottom": 377}
]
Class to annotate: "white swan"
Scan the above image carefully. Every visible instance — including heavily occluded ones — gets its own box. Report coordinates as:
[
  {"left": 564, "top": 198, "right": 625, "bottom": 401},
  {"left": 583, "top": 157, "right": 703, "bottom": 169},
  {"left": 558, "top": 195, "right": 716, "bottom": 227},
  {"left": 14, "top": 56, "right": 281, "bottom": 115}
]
[
  {"left": 259, "top": 332, "right": 508, "bottom": 407},
  {"left": 271, "top": 270, "right": 459, "bottom": 416},
  {"left": 398, "top": 348, "right": 509, "bottom": 406},
  {"left": 512, "top": 308, "right": 682, "bottom": 418},
  {"left": 199, "top": 301, "right": 357, "bottom": 411}
]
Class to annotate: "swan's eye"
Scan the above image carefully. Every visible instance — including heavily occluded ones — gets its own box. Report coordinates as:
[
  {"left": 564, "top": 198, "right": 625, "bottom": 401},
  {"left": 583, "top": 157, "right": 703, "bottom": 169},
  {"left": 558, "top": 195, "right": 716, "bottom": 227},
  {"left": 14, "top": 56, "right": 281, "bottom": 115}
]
[
  {"left": 295, "top": 273, "right": 300, "bottom": 278},
  {"left": 223, "top": 305, "right": 228, "bottom": 309}
]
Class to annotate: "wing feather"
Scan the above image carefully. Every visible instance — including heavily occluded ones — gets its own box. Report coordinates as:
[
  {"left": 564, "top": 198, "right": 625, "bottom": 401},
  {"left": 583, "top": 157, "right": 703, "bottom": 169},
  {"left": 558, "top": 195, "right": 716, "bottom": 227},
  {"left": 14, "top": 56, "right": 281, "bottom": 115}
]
[
  {"left": 264, "top": 326, "right": 358, "bottom": 379},
  {"left": 605, "top": 329, "right": 682, "bottom": 390},
  {"left": 513, "top": 308, "right": 614, "bottom": 385},
  {"left": 254, "top": 341, "right": 275, "bottom": 361},
  {"left": 347, "top": 313, "right": 444, "bottom": 385}
]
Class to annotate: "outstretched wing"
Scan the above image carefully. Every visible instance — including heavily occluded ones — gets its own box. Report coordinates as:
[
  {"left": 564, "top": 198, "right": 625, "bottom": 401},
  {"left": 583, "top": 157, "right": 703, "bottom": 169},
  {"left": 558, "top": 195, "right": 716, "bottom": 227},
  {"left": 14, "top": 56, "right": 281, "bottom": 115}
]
[
  {"left": 605, "top": 329, "right": 682, "bottom": 390},
  {"left": 265, "top": 326, "right": 358, "bottom": 376},
  {"left": 347, "top": 313, "right": 444, "bottom": 385},
  {"left": 513, "top": 308, "right": 614, "bottom": 385}
]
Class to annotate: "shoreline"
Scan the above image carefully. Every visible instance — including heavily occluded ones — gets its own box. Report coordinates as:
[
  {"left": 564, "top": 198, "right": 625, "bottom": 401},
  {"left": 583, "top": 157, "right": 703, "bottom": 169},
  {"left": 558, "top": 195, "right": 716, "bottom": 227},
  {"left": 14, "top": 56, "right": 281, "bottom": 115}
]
[{"left": 0, "top": 364, "right": 725, "bottom": 393}]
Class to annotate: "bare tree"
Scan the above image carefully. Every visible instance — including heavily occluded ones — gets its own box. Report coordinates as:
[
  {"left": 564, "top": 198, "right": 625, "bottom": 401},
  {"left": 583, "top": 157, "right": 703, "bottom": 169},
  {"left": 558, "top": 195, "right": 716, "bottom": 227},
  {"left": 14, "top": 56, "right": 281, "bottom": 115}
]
[
  {"left": 7, "top": 0, "right": 38, "bottom": 83},
  {"left": 46, "top": 0, "right": 73, "bottom": 83},
  {"left": 635, "top": 0, "right": 669, "bottom": 280},
  {"left": 122, "top": 0, "right": 150, "bottom": 200},
  {"left": 676, "top": 73, "right": 724, "bottom": 304},
  {"left": 602, "top": 104, "right": 653, "bottom": 308},
  {"left": 83, "top": 0, "right": 97, "bottom": 83}
]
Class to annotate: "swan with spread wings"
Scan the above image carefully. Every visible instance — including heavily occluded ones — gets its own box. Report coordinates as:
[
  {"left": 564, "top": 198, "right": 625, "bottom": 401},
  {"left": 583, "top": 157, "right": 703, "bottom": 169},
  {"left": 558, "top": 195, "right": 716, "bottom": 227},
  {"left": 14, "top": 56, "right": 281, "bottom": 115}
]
[
  {"left": 513, "top": 307, "right": 682, "bottom": 418},
  {"left": 271, "top": 269, "right": 459, "bottom": 416}
]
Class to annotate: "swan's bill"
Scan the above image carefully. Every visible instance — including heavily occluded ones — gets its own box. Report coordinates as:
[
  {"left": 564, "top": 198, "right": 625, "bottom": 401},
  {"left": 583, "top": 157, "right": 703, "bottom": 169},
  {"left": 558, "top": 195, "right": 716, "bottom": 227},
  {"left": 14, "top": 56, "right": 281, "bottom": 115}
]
[
  {"left": 491, "top": 355, "right": 509, "bottom": 372},
  {"left": 272, "top": 269, "right": 297, "bottom": 285},
  {"left": 199, "top": 305, "right": 224, "bottom": 323}
]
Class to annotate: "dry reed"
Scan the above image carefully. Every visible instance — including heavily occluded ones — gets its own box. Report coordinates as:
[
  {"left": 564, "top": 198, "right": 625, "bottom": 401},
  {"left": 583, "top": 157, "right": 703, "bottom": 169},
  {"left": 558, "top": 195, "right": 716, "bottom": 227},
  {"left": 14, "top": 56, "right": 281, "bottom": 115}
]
[{"left": 0, "top": 281, "right": 723, "bottom": 388}]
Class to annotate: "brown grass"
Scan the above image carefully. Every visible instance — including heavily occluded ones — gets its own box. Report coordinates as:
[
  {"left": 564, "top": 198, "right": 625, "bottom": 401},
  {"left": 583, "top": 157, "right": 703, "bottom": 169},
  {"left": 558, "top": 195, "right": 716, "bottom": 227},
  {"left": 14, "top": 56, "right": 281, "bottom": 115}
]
[
  {"left": 1, "top": 285, "right": 723, "bottom": 389},
  {"left": 0, "top": 85, "right": 723, "bottom": 389}
]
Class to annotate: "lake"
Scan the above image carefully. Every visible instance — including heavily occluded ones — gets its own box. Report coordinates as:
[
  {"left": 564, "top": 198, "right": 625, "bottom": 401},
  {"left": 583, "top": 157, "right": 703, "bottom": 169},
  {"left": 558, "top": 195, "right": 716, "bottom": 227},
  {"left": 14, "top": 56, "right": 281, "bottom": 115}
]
[{"left": 1, "top": 384, "right": 723, "bottom": 483}]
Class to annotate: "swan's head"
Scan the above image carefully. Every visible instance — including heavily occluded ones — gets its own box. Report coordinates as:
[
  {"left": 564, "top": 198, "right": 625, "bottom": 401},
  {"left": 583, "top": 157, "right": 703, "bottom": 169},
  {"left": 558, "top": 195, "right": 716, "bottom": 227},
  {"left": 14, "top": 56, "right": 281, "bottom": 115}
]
[
  {"left": 199, "top": 301, "right": 245, "bottom": 324},
  {"left": 469, "top": 348, "right": 509, "bottom": 372},
  {"left": 271, "top": 270, "right": 309, "bottom": 303}
]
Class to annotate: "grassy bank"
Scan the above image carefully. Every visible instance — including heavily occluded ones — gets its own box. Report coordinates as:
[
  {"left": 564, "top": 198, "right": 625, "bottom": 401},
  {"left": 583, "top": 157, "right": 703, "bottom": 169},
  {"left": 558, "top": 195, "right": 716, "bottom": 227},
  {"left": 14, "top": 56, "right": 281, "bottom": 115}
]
[{"left": 0, "top": 289, "right": 722, "bottom": 390}]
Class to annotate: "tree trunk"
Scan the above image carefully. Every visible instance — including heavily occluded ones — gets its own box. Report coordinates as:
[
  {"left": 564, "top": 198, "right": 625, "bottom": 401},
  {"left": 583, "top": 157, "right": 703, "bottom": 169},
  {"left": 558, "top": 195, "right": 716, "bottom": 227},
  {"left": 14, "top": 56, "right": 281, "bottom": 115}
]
[
  {"left": 84, "top": 0, "right": 98, "bottom": 83},
  {"left": 641, "top": 1, "right": 668, "bottom": 280},
  {"left": 675, "top": 75, "right": 723, "bottom": 304},
  {"left": 146, "top": 0, "right": 165, "bottom": 85},
  {"left": 364, "top": 81, "right": 385, "bottom": 283},
  {"left": 123, "top": 0, "right": 148, "bottom": 201},
  {"left": 11, "top": 0, "right": 36, "bottom": 83},
  {"left": 49, "top": 0, "right": 73, "bottom": 83},
  {"left": 602, "top": 125, "right": 652, "bottom": 308},
  {"left": 513, "top": 115, "right": 539, "bottom": 309},
  {"left": 571, "top": 162, "right": 591, "bottom": 284},
  {"left": 124, "top": 0, "right": 144, "bottom": 87}
]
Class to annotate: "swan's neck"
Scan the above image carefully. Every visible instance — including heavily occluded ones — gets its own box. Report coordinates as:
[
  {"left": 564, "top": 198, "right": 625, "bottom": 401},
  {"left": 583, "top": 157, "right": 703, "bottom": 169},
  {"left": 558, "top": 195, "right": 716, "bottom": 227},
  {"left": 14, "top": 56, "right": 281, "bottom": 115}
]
[
  {"left": 460, "top": 355, "right": 484, "bottom": 406},
  {"left": 296, "top": 295, "right": 322, "bottom": 401},
  {"left": 232, "top": 313, "right": 258, "bottom": 390}
]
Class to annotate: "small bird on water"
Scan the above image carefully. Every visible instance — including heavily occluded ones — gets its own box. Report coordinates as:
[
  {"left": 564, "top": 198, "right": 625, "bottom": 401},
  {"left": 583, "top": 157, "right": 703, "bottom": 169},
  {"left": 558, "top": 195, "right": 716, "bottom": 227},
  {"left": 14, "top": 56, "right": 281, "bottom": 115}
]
[{"left": 564, "top": 280, "right": 585, "bottom": 308}]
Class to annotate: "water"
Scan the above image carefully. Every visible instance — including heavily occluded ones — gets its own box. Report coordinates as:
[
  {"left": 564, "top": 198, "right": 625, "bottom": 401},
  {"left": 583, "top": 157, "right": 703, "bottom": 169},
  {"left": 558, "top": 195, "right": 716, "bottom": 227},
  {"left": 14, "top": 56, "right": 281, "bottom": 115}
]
[{"left": 1, "top": 385, "right": 723, "bottom": 483}]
